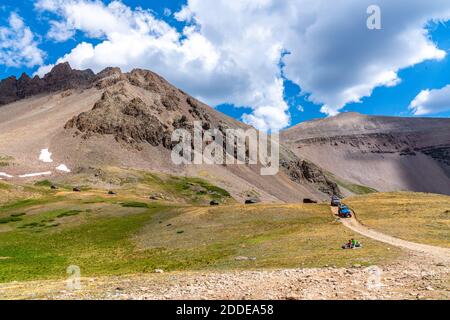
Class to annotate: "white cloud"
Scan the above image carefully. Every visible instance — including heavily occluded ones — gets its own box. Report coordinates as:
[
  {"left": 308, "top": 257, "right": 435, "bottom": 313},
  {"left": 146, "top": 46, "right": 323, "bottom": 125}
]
[
  {"left": 174, "top": 5, "right": 193, "bottom": 23},
  {"left": 0, "top": 12, "right": 45, "bottom": 68},
  {"left": 34, "top": 0, "right": 450, "bottom": 130},
  {"left": 33, "top": 0, "right": 289, "bottom": 131},
  {"left": 281, "top": 1, "right": 449, "bottom": 116},
  {"left": 47, "top": 20, "right": 76, "bottom": 42},
  {"left": 409, "top": 84, "right": 450, "bottom": 115}
]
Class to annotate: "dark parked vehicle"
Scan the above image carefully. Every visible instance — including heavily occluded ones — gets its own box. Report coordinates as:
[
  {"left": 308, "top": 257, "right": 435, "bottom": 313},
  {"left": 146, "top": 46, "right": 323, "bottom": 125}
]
[
  {"left": 245, "top": 198, "right": 260, "bottom": 204},
  {"left": 331, "top": 195, "right": 341, "bottom": 207}
]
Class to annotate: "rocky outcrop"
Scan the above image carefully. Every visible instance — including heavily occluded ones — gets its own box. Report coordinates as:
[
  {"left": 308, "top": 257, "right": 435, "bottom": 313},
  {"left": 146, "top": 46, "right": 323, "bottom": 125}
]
[
  {"left": 281, "top": 158, "right": 340, "bottom": 196},
  {"left": 0, "top": 76, "right": 19, "bottom": 105},
  {"left": 0, "top": 62, "right": 95, "bottom": 106},
  {"left": 65, "top": 91, "right": 173, "bottom": 148},
  {"left": 419, "top": 146, "right": 450, "bottom": 167},
  {"left": 64, "top": 67, "right": 237, "bottom": 152},
  {"left": 292, "top": 132, "right": 423, "bottom": 155}
]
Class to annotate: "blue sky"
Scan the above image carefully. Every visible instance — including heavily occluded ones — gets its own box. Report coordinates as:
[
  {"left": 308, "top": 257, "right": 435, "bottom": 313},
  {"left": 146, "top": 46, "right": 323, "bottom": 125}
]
[{"left": 1, "top": 0, "right": 449, "bottom": 130}]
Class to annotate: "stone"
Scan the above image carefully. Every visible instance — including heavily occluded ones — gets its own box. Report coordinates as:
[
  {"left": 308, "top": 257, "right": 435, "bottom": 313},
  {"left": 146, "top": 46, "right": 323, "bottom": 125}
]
[
  {"left": 150, "top": 193, "right": 166, "bottom": 200},
  {"left": 235, "top": 256, "right": 250, "bottom": 261}
]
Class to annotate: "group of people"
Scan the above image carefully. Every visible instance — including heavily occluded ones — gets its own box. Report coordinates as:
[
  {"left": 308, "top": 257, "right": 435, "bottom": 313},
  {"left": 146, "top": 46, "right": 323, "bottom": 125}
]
[{"left": 343, "top": 238, "right": 361, "bottom": 249}]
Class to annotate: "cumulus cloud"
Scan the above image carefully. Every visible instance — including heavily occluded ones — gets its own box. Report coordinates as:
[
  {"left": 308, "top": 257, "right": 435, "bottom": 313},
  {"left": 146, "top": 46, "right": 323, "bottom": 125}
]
[
  {"left": 409, "top": 84, "right": 450, "bottom": 115},
  {"left": 282, "top": 1, "right": 448, "bottom": 116},
  {"left": 47, "top": 20, "right": 76, "bottom": 42},
  {"left": 174, "top": 5, "right": 193, "bottom": 23},
  {"left": 34, "top": 0, "right": 450, "bottom": 130},
  {"left": 0, "top": 12, "right": 45, "bottom": 68}
]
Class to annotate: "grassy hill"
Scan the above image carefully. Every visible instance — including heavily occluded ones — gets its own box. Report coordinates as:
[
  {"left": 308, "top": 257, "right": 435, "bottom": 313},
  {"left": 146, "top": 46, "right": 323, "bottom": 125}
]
[
  {"left": 345, "top": 192, "right": 450, "bottom": 248},
  {"left": 0, "top": 172, "right": 403, "bottom": 283}
]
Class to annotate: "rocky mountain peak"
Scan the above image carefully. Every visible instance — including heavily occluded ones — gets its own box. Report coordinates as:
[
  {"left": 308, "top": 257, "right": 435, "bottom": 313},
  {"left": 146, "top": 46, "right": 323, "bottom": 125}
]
[
  {"left": 45, "top": 62, "right": 73, "bottom": 75},
  {"left": 18, "top": 72, "right": 31, "bottom": 82},
  {"left": 0, "top": 62, "right": 96, "bottom": 106},
  {"left": 97, "top": 67, "right": 123, "bottom": 78}
]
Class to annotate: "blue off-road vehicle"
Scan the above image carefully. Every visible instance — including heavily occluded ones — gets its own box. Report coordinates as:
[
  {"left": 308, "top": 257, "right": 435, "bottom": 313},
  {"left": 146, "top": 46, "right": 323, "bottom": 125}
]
[{"left": 338, "top": 205, "right": 352, "bottom": 218}]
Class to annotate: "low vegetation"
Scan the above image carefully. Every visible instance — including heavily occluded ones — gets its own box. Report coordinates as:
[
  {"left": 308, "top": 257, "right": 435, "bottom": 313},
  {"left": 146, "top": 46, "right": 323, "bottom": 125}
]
[
  {"left": 0, "top": 215, "right": 23, "bottom": 224},
  {"left": 0, "top": 182, "right": 11, "bottom": 190},
  {"left": 56, "top": 210, "right": 82, "bottom": 218},
  {"left": 0, "top": 155, "right": 13, "bottom": 167},
  {"left": 0, "top": 190, "right": 401, "bottom": 283},
  {"left": 120, "top": 201, "right": 149, "bottom": 208},
  {"left": 141, "top": 172, "right": 232, "bottom": 204},
  {"left": 135, "top": 204, "right": 401, "bottom": 271},
  {"left": 328, "top": 173, "right": 377, "bottom": 195},
  {"left": 34, "top": 180, "right": 54, "bottom": 187},
  {"left": 4, "top": 171, "right": 435, "bottom": 285}
]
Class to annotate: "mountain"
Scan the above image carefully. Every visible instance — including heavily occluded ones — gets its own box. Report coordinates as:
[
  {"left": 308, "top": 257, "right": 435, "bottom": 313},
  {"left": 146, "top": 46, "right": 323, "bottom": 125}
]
[
  {"left": 0, "top": 63, "right": 337, "bottom": 202},
  {"left": 3, "top": 64, "right": 447, "bottom": 200},
  {"left": 0, "top": 62, "right": 95, "bottom": 106},
  {"left": 281, "top": 112, "right": 450, "bottom": 195}
]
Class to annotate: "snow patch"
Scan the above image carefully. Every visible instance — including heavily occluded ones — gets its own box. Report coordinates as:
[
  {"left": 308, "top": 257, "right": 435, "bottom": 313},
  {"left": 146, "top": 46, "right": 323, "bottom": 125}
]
[
  {"left": 39, "top": 149, "right": 53, "bottom": 163},
  {"left": 56, "top": 164, "right": 71, "bottom": 173},
  {"left": 19, "top": 172, "right": 52, "bottom": 178},
  {"left": 0, "top": 172, "right": 13, "bottom": 178}
]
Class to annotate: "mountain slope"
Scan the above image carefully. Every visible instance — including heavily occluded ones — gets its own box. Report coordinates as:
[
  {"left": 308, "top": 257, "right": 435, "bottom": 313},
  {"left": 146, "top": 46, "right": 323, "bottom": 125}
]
[
  {"left": 0, "top": 64, "right": 337, "bottom": 202},
  {"left": 281, "top": 112, "right": 450, "bottom": 195}
]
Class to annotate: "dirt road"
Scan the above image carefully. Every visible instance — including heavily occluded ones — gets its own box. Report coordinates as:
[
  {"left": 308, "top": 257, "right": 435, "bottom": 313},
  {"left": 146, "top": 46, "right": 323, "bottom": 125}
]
[{"left": 332, "top": 207, "right": 450, "bottom": 263}]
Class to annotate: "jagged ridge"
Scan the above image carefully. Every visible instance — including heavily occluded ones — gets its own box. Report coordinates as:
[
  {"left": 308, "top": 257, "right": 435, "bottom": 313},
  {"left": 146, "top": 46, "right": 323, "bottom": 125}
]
[{"left": 0, "top": 63, "right": 95, "bottom": 106}]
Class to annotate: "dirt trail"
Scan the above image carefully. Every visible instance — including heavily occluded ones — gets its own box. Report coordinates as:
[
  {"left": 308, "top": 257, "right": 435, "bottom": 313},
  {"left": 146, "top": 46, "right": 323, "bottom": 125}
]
[{"left": 332, "top": 207, "right": 450, "bottom": 263}]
